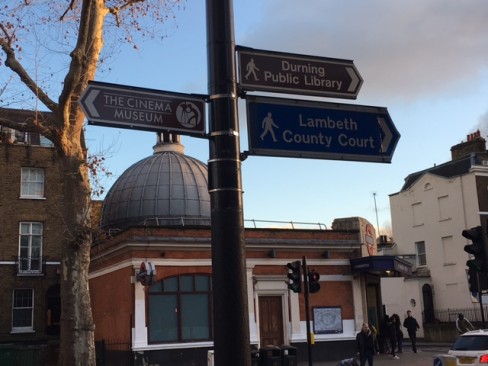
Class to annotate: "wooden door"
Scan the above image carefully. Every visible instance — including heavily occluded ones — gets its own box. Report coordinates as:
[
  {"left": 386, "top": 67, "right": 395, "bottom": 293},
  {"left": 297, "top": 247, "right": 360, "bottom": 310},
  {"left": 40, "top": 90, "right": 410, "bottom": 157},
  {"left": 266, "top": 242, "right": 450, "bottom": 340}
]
[{"left": 259, "top": 296, "right": 284, "bottom": 346}]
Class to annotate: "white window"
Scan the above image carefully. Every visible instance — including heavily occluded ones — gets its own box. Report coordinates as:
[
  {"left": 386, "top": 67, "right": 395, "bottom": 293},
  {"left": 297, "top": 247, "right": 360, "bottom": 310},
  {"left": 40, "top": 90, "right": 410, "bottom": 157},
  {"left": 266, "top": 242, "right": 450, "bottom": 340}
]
[
  {"left": 438, "top": 195, "right": 450, "bottom": 221},
  {"left": 21, "top": 167, "right": 45, "bottom": 198},
  {"left": 441, "top": 235, "right": 455, "bottom": 264},
  {"left": 412, "top": 202, "right": 424, "bottom": 226},
  {"left": 416, "top": 241, "right": 427, "bottom": 266},
  {"left": 18, "top": 222, "right": 43, "bottom": 274},
  {"left": 12, "top": 289, "right": 34, "bottom": 332}
]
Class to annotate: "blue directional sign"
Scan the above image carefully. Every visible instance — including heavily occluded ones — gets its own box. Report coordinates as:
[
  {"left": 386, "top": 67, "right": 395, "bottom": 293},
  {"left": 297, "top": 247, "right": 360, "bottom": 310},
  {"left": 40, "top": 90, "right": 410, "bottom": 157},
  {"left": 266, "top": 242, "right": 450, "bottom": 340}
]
[{"left": 246, "top": 96, "right": 400, "bottom": 163}]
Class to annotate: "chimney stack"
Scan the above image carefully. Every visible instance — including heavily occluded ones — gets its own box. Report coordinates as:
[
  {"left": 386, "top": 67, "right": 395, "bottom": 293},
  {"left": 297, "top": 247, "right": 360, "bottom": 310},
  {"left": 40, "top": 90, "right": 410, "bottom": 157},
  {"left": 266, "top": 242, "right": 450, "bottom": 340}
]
[{"left": 451, "top": 130, "right": 486, "bottom": 160}]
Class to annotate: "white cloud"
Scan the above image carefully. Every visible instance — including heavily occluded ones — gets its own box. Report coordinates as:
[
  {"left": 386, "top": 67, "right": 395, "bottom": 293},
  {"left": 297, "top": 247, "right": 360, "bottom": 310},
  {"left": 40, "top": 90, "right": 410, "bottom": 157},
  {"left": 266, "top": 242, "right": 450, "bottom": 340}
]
[{"left": 237, "top": 0, "right": 488, "bottom": 102}]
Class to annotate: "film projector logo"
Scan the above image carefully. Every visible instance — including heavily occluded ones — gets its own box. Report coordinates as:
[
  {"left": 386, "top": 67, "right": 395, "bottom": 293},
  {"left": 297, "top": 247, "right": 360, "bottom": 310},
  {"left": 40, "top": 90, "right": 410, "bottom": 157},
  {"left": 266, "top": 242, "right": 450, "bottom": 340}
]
[{"left": 176, "top": 101, "right": 202, "bottom": 129}]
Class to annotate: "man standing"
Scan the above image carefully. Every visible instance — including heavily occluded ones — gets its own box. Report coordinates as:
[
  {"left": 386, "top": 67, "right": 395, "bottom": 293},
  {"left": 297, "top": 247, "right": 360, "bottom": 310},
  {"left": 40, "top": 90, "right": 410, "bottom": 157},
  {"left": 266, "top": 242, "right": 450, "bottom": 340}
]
[
  {"left": 356, "top": 323, "right": 376, "bottom": 366},
  {"left": 403, "top": 310, "right": 420, "bottom": 353}
]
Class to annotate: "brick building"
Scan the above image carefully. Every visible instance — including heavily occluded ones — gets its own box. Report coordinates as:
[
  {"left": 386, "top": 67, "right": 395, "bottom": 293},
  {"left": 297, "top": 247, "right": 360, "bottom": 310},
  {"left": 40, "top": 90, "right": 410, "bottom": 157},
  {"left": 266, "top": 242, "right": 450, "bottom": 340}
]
[
  {"left": 0, "top": 122, "right": 61, "bottom": 356},
  {"left": 89, "top": 133, "right": 407, "bottom": 365}
]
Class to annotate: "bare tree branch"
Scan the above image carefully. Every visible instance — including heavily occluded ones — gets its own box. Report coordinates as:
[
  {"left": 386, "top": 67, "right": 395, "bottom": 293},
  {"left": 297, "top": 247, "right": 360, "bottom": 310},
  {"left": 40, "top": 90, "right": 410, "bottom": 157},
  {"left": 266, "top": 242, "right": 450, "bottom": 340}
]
[
  {"left": 0, "top": 107, "right": 57, "bottom": 141},
  {"left": 57, "top": 0, "right": 108, "bottom": 125},
  {"left": 0, "top": 26, "right": 58, "bottom": 112},
  {"left": 60, "top": 0, "right": 79, "bottom": 21}
]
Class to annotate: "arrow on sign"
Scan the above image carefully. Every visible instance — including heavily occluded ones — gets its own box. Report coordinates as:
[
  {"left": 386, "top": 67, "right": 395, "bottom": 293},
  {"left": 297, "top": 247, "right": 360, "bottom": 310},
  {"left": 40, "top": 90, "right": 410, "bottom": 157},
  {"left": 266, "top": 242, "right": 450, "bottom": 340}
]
[
  {"left": 377, "top": 117, "right": 393, "bottom": 153},
  {"left": 83, "top": 89, "right": 100, "bottom": 117},
  {"left": 346, "top": 67, "right": 361, "bottom": 92}
]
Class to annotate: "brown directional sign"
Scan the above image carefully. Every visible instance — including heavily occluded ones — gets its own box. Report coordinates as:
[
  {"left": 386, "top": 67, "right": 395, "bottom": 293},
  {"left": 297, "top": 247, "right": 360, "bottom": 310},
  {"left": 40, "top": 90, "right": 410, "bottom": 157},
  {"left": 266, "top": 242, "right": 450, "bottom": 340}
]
[
  {"left": 237, "top": 46, "right": 363, "bottom": 99},
  {"left": 79, "top": 81, "right": 206, "bottom": 136}
]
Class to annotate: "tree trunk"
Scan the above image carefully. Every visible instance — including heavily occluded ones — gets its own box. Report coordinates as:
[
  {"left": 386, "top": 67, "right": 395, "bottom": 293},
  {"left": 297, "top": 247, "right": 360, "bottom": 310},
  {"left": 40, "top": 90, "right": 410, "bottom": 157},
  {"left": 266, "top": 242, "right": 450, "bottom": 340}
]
[
  {"left": 57, "top": 157, "right": 95, "bottom": 366},
  {"left": 56, "top": 0, "right": 108, "bottom": 364}
]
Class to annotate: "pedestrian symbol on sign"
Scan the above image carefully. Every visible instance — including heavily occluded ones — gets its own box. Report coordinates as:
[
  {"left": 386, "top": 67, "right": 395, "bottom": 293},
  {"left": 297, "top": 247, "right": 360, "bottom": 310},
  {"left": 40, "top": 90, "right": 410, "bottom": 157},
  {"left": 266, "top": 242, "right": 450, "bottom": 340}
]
[
  {"left": 260, "top": 112, "right": 279, "bottom": 142},
  {"left": 245, "top": 58, "right": 260, "bottom": 81}
]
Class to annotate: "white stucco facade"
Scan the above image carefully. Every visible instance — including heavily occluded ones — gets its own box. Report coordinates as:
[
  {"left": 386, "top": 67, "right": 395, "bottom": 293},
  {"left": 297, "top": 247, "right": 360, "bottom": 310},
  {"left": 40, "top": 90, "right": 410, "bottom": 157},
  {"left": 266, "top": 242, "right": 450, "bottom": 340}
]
[{"left": 385, "top": 151, "right": 488, "bottom": 320}]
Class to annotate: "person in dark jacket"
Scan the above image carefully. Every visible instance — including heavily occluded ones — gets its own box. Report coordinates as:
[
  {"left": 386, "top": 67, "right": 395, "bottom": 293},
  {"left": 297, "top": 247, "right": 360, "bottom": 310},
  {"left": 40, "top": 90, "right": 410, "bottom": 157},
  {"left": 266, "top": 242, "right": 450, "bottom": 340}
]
[
  {"left": 403, "top": 310, "right": 420, "bottom": 353},
  {"left": 378, "top": 315, "right": 390, "bottom": 354},
  {"left": 391, "top": 314, "right": 403, "bottom": 353},
  {"left": 387, "top": 316, "right": 399, "bottom": 359},
  {"left": 356, "top": 323, "right": 376, "bottom": 366}
]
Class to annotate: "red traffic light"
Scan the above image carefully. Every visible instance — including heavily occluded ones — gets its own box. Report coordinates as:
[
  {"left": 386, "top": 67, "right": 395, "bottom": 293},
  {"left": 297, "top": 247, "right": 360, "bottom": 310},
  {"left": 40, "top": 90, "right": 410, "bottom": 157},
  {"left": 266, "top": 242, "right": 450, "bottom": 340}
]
[{"left": 308, "top": 269, "right": 320, "bottom": 293}]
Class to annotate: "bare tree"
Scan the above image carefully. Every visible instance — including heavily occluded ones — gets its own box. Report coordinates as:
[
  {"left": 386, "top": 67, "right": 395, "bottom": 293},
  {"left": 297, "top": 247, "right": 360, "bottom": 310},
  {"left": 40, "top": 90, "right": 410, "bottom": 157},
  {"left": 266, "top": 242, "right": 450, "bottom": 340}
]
[{"left": 0, "top": 1, "right": 181, "bottom": 364}]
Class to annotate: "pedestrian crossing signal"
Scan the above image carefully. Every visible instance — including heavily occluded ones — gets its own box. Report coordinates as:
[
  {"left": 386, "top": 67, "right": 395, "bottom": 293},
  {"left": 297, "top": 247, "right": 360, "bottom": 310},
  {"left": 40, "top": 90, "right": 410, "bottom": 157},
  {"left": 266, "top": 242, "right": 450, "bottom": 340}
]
[
  {"left": 287, "top": 261, "right": 302, "bottom": 293},
  {"left": 308, "top": 269, "right": 321, "bottom": 293}
]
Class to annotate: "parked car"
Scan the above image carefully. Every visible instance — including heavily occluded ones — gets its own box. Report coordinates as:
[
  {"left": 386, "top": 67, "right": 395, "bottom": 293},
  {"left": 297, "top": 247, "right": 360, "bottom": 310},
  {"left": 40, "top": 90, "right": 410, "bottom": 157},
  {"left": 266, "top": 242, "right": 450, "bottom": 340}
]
[{"left": 448, "top": 329, "right": 488, "bottom": 365}]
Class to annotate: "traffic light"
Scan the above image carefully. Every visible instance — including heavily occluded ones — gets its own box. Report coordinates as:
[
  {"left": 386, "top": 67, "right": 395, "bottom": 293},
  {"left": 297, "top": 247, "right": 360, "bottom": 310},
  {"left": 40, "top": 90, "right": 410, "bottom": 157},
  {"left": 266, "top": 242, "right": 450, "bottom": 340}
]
[
  {"left": 308, "top": 269, "right": 321, "bottom": 293},
  {"left": 463, "top": 226, "right": 488, "bottom": 272},
  {"left": 287, "top": 261, "right": 302, "bottom": 293}
]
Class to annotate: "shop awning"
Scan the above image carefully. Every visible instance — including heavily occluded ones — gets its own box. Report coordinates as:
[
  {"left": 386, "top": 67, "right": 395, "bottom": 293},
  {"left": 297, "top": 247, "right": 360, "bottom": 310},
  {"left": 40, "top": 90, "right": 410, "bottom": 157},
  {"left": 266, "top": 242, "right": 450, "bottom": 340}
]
[{"left": 350, "top": 255, "right": 412, "bottom": 277}]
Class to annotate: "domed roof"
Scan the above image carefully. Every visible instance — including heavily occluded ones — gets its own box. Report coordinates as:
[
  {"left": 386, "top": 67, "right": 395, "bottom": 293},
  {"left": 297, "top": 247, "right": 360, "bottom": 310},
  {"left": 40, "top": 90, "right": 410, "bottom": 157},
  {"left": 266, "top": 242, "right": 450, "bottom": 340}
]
[{"left": 101, "top": 134, "right": 210, "bottom": 231}]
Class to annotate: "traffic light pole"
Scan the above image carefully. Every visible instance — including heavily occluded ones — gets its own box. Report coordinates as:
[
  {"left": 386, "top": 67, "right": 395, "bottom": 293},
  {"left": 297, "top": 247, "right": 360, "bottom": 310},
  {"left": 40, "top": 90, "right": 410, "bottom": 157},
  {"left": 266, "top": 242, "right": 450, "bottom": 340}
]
[
  {"left": 302, "top": 256, "right": 313, "bottom": 366},
  {"left": 477, "top": 272, "right": 486, "bottom": 328}
]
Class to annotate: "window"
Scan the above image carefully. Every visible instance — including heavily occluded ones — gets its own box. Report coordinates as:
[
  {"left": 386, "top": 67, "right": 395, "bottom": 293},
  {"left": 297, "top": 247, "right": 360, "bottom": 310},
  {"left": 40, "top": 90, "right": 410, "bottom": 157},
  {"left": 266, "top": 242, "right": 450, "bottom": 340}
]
[
  {"left": 21, "top": 168, "right": 45, "bottom": 198},
  {"left": 148, "top": 274, "right": 212, "bottom": 343},
  {"left": 18, "top": 222, "right": 43, "bottom": 274},
  {"left": 412, "top": 202, "right": 424, "bottom": 226},
  {"left": 12, "top": 289, "right": 34, "bottom": 332},
  {"left": 416, "top": 241, "right": 426, "bottom": 266},
  {"left": 438, "top": 195, "right": 450, "bottom": 221},
  {"left": 442, "top": 236, "right": 455, "bottom": 264}
]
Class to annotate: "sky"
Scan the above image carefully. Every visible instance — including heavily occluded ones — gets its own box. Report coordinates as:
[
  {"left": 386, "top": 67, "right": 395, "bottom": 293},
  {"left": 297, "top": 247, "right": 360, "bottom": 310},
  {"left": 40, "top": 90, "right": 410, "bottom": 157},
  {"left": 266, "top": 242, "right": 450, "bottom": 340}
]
[{"left": 83, "top": 0, "right": 488, "bottom": 233}]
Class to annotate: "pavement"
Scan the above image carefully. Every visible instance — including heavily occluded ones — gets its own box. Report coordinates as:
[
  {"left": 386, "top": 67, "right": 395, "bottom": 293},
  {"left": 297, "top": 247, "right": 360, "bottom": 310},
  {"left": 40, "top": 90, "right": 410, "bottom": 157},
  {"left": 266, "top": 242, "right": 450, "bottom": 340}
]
[{"left": 297, "top": 343, "right": 453, "bottom": 366}]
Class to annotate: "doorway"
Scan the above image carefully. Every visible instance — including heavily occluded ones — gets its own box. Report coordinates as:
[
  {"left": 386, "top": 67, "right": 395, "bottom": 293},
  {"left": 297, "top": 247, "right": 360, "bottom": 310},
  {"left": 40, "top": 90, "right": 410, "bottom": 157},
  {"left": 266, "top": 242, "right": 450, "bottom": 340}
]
[
  {"left": 422, "top": 284, "right": 435, "bottom": 323},
  {"left": 46, "top": 284, "right": 61, "bottom": 335},
  {"left": 259, "top": 296, "right": 284, "bottom": 346}
]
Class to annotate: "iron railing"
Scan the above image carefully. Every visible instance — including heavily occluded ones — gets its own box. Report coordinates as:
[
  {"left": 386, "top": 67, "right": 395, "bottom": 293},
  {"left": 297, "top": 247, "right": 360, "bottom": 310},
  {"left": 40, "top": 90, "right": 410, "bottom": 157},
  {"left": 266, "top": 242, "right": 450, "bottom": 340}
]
[{"left": 430, "top": 306, "right": 488, "bottom": 323}]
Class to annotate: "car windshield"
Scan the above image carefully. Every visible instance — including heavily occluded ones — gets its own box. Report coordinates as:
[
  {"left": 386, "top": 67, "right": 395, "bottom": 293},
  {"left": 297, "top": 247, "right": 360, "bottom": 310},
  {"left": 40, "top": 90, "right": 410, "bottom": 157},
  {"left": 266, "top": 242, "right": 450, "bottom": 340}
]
[{"left": 452, "top": 336, "right": 488, "bottom": 351}]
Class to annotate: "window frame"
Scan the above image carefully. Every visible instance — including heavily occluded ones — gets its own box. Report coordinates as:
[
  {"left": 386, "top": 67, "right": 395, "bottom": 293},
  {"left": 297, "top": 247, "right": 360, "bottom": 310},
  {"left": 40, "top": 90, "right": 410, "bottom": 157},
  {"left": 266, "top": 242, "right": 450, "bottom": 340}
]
[
  {"left": 148, "top": 274, "right": 213, "bottom": 343},
  {"left": 20, "top": 167, "right": 45, "bottom": 199},
  {"left": 11, "top": 288, "right": 35, "bottom": 333},
  {"left": 415, "top": 241, "right": 427, "bottom": 267},
  {"left": 18, "top": 222, "right": 43, "bottom": 275}
]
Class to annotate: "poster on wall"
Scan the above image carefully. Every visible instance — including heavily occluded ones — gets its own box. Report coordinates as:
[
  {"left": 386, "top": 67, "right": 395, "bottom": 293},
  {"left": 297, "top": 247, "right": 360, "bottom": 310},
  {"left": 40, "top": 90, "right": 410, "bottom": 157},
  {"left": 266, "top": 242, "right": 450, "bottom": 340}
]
[{"left": 313, "top": 307, "right": 343, "bottom": 334}]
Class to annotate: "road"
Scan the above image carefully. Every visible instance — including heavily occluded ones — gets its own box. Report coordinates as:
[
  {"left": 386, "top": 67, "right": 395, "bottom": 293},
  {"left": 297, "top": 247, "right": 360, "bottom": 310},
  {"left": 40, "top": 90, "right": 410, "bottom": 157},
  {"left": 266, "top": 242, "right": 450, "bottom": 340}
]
[{"left": 298, "top": 344, "right": 452, "bottom": 366}]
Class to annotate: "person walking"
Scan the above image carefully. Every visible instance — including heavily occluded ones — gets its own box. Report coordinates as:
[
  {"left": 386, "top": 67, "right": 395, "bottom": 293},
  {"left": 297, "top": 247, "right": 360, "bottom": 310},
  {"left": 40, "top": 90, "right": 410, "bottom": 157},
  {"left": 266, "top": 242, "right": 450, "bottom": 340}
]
[
  {"left": 403, "top": 310, "right": 420, "bottom": 353},
  {"left": 456, "top": 313, "right": 475, "bottom": 334},
  {"left": 387, "top": 315, "right": 399, "bottom": 359},
  {"left": 391, "top": 314, "right": 403, "bottom": 353},
  {"left": 378, "top": 315, "right": 390, "bottom": 354},
  {"left": 356, "top": 323, "right": 376, "bottom": 366},
  {"left": 368, "top": 322, "right": 380, "bottom": 355}
]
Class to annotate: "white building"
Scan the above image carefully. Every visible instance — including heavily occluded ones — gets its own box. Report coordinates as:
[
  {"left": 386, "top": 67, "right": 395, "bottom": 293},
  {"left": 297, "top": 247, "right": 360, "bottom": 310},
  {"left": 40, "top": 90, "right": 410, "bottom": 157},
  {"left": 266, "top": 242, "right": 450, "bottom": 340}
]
[{"left": 385, "top": 131, "right": 488, "bottom": 327}]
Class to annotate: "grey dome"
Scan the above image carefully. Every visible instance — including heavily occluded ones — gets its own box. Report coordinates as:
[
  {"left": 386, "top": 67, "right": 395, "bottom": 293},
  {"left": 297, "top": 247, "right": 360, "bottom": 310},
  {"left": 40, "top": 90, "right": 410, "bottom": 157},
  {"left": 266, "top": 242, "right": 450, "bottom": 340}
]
[{"left": 101, "top": 137, "right": 210, "bottom": 231}]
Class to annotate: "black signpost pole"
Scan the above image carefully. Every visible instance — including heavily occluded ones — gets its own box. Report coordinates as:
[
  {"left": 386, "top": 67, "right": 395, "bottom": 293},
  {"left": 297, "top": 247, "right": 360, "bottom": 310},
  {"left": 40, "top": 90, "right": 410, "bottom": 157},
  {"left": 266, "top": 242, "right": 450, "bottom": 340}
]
[{"left": 206, "top": 1, "right": 251, "bottom": 366}]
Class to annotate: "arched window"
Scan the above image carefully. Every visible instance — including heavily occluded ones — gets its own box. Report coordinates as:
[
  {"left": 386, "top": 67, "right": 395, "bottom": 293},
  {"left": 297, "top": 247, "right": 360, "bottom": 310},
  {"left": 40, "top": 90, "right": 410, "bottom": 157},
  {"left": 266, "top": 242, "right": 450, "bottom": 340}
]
[{"left": 148, "top": 274, "right": 213, "bottom": 343}]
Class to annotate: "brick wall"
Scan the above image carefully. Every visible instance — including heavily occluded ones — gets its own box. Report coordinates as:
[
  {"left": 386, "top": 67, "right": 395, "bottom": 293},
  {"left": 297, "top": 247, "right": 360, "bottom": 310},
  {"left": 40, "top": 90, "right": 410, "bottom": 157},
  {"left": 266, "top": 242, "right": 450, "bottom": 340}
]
[{"left": 0, "top": 143, "right": 63, "bottom": 341}]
